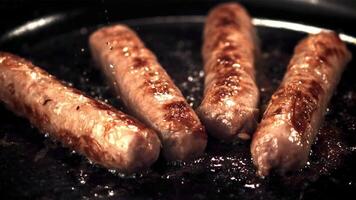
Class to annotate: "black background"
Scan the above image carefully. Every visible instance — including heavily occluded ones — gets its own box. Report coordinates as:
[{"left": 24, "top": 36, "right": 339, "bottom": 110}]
[{"left": 0, "top": 0, "right": 356, "bottom": 35}]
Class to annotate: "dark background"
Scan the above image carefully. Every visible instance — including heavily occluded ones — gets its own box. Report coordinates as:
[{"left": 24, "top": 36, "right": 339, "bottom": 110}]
[{"left": 0, "top": 0, "right": 356, "bottom": 35}]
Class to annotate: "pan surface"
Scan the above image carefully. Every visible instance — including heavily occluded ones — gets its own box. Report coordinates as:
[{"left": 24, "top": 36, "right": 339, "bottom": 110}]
[{"left": 0, "top": 14, "right": 356, "bottom": 200}]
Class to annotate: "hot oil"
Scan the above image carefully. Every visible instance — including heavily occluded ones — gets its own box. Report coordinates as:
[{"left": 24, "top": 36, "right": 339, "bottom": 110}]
[{"left": 0, "top": 20, "right": 355, "bottom": 199}]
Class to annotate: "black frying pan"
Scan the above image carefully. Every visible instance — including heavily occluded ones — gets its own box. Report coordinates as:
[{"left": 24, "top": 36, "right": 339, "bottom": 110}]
[{"left": 0, "top": 1, "right": 356, "bottom": 199}]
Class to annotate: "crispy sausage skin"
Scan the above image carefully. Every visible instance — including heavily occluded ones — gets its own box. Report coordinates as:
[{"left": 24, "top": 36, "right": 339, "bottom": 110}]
[
  {"left": 196, "top": 3, "right": 260, "bottom": 140},
  {"left": 0, "top": 52, "right": 161, "bottom": 173},
  {"left": 251, "top": 32, "right": 351, "bottom": 177},
  {"left": 89, "top": 25, "right": 207, "bottom": 161}
]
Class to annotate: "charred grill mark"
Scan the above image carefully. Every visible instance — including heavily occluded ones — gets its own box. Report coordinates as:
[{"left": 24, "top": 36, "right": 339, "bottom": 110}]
[
  {"left": 208, "top": 65, "right": 256, "bottom": 104},
  {"left": 302, "top": 37, "right": 346, "bottom": 67},
  {"left": 142, "top": 73, "right": 171, "bottom": 96},
  {"left": 214, "top": 69, "right": 241, "bottom": 87},
  {"left": 164, "top": 101, "right": 196, "bottom": 128},
  {"left": 268, "top": 79, "right": 322, "bottom": 134},
  {"left": 204, "top": 5, "right": 256, "bottom": 99},
  {"left": 132, "top": 57, "right": 149, "bottom": 69},
  {"left": 214, "top": 45, "right": 255, "bottom": 76},
  {"left": 211, "top": 85, "right": 250, "bottom": 104},
  {"left": 135, "top": 58, "right": 173, "bottom": 97},
  {"left": 215, "top": 67, "right": 245, "bottom": 82},
  {"left": 271, "top": 107, "right": 283, "bottom": 116},
  {"left": 289, "top": 54, "right": 324, "bottom": 72},
  {"left": 291, "top": 90, "right": 317, "bottom": 134},
  {"left": 326, "top": 47, "right": 344, "bottom": 57},
  {"left": 209, "top": 87, "right": 235, "bottom": 104},
  {"left": 308, "top": 80, "right": 324, "bottom": 100},
  {"left": 149, "top": 82, "right": 170, "bottom": 95},
  {"left": 217, "top": 54, "right": 236, "bottom": 66},
  {"left": 216, "top": 16, "right": 240, "bottom": 29},
  {"left": 263, "top": 93, "right": 287, "bottom": 120},
  {"left": 42, "top": 98, "right": 52, "bottom": 106},
  {"left": 215, "top": 75, "right": 240, "bottom": 88}
]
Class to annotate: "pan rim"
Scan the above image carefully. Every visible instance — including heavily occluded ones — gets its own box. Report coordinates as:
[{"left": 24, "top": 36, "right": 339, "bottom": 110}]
[{"left": 1, "top": 15, "right": 356, "bottom": 46}]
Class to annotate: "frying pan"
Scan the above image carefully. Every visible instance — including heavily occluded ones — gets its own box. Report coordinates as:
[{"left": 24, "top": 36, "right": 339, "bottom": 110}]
[{"left": 0, "top": 0, "right": 356, "bottom": 199}]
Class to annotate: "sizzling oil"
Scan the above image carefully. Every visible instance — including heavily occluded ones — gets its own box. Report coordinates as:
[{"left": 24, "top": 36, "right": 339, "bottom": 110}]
[{"left": 0, "top": 20, "right": 355, "bottom": 200}]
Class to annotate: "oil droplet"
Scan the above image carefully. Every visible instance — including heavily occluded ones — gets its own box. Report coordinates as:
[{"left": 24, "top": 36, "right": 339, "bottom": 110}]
[
  {"left": 199, "top": 70, "right": 204, "bottom": 77},
  {"left": 108, "top": 190, "right": 115, "bottom": 196},
  {"left": 244, "top": 183, "right": 260, "bottom": 189}
]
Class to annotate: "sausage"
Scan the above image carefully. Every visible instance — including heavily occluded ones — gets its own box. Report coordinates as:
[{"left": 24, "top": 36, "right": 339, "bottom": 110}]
[
  {"left": 251, "top": 32, "right": 352, "bottom": 177},
  {"left": 196, "top": 2, "right": 260, "bottom": 140},
  {"left": 89, "top": 25, "right": 207, "bottom": 161},
  {"left": 0, "top": 52, "right": 161, "bottom": 173}
]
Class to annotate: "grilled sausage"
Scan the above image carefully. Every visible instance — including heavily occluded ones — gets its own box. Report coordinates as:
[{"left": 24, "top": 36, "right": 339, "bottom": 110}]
[
  {"left": 89, "top": 25, "right": 207, "bottom": 161},
  {"left": 196, "top": 2, "right": 260, "bottom": 140},
  {"left": 251, "top": 32, "right": 352, "bottom": 177},
  {"left": 0, "top": 52, "right": 161, "bottom": 173}
]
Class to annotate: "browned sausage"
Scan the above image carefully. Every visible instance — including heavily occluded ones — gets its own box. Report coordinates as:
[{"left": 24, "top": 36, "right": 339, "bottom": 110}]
[
  {"left": 89, "top": 25, "right": 207, "bottom": 161},
  {"left": 0, "top": 52, "right": 161, "bottom": 173},
  {"left": 251, "top": 32, "right": 352, "bottom": 177},
  {"left": 196, "top": 2, "right": 260, "bottom": 140}
]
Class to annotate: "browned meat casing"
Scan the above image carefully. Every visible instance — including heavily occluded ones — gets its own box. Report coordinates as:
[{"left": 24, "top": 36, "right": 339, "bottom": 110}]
[
  {"left": 251, "top": 32, "right": 352, "bottom": 177},
  {"left": 89, "top": 25, "right": 207, "bottom": 161},
  {"left": 196, "top": 2, "right": 260, "bottom": 140},
  {"left": 0, "top": 52, "right": 161, "bottom": 173}
]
